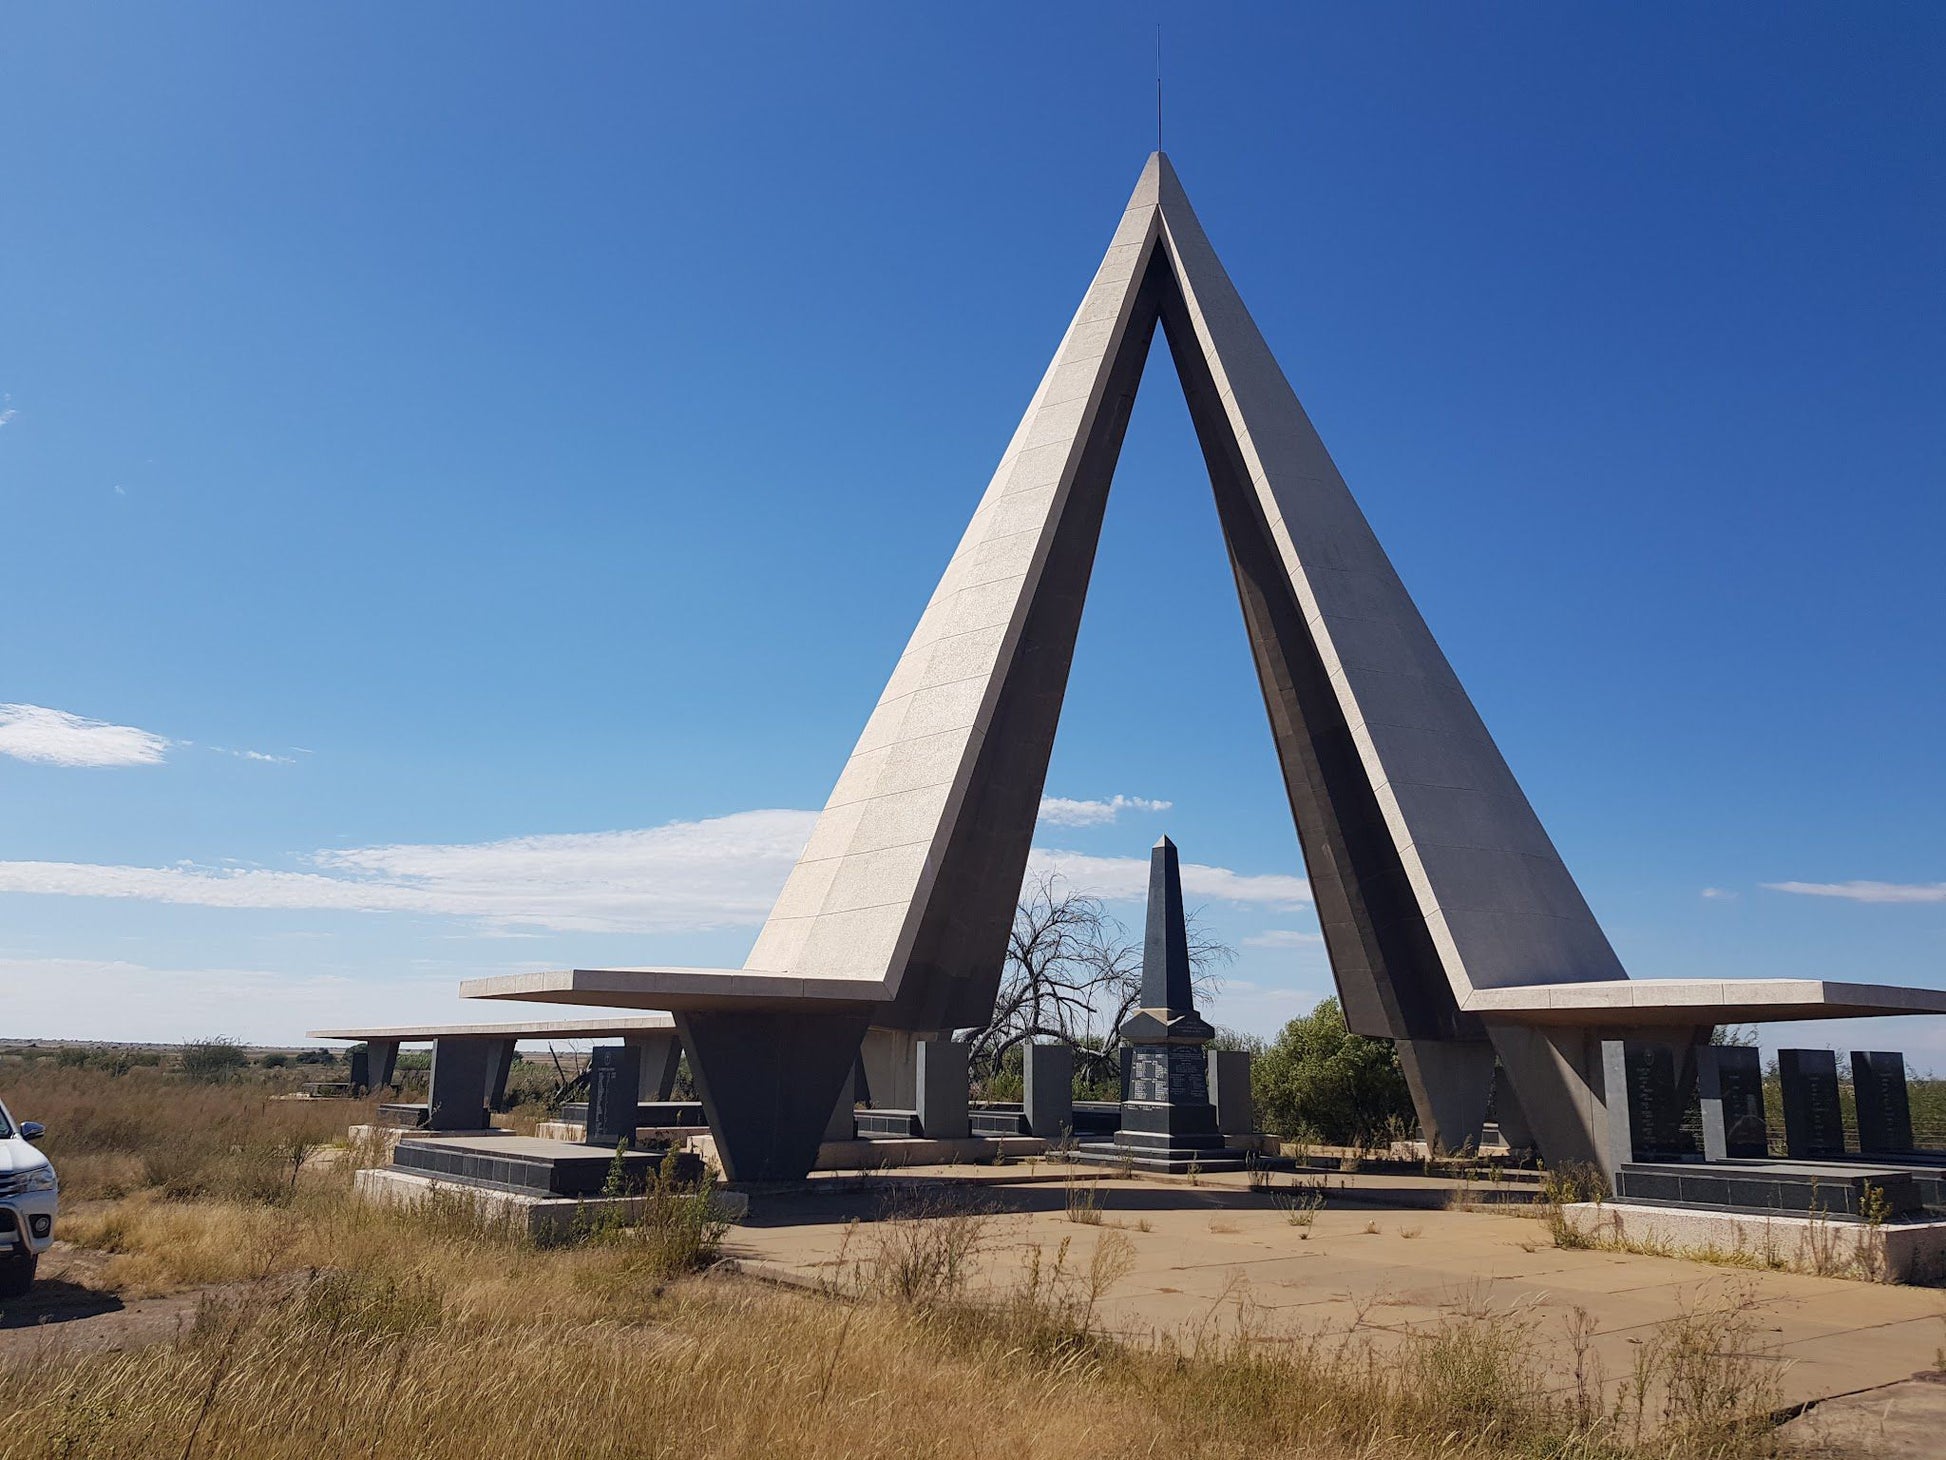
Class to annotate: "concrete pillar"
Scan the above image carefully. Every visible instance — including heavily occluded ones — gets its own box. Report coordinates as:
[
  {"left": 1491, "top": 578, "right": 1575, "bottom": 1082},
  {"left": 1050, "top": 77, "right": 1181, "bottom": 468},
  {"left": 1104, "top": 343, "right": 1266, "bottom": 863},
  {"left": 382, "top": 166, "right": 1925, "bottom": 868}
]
[
  {"left": 1395, "top": 1038, "right": 1495, "bottom": 1154},
  {"left": 1023, "top": 1042, "right": 1072, "bottom": 1140},
  {"left": 915, "top": 1039, "right": 970, "bottom": 1139},
  {"left": 1208, "top": 1049, "right": 1254, "bottom": 1137},
  {"left": 366, "top": 1040, "right": 400, "bottom": 1092},
  {"left": 484, "top": 1038, "right": 519, "bottom": 1111},
  {"left": 675, "top": 1009, "right": 871, "bottom": 1184},
  {"left": 858, "top": 1028, "right": 927, "bottom": 1108},
  {"left": 426, "top": 1037, "right": 493, "bottom": 1131},
  {"left": 626, "top": 1031, "right": 681, "bottom": 1102},
  {"left": 347, "top": 1047, "right": 371, "bottom": 1095},
  {"left": 586, "top": 1044, "right": 643, "bottom": 1148}
]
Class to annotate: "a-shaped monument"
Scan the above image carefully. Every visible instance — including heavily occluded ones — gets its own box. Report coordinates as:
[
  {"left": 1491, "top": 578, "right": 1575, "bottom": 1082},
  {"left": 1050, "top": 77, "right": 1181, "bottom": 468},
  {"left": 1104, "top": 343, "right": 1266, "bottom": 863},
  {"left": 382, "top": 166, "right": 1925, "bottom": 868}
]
[{"left": 466, "top": 152, "right": 1946, "bottom": 1181}]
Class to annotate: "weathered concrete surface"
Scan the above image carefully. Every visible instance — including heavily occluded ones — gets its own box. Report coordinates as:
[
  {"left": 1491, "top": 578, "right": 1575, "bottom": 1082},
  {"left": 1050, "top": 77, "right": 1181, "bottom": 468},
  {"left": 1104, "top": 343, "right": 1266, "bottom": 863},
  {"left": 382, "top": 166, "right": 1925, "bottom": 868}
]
[
  {"left": 721, "top": 1167, "right": 1946, "bottom": 1418},
  {"left": 1779, "top": 1376, "right": 1946, "bottom": 1457}
]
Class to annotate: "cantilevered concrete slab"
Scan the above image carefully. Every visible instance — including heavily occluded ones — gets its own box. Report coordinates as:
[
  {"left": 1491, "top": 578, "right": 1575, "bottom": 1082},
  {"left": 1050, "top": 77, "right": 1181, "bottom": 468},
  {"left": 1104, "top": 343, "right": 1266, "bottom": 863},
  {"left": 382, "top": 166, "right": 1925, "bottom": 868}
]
[
  {"left": 1463, "top": 980, "right": 1946, "bottom": 1026},
  {"left": 466, "top": 151, "right": 1946, "bottom": 1179},
  {"left": 309, "top": 1015, "right": 676, "bottom": 1041}
]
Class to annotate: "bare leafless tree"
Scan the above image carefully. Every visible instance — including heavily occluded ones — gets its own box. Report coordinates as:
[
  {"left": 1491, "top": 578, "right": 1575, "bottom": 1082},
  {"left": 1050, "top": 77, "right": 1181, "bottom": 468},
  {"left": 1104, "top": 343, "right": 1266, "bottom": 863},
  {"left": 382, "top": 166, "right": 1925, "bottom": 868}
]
[{"left": 961, "top": 872, "right": 1233, "bottom": 1084}]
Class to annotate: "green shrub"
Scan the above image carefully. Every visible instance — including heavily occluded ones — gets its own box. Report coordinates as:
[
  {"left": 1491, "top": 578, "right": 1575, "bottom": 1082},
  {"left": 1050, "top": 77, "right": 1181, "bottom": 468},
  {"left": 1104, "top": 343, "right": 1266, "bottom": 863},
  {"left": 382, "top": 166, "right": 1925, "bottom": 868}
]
[
  {"left": 1253, "top": 996, "right": 1415, "bottom": 1146},
  {"left": 180, "top": 1038, "right": 249, "bottom": 1084}
]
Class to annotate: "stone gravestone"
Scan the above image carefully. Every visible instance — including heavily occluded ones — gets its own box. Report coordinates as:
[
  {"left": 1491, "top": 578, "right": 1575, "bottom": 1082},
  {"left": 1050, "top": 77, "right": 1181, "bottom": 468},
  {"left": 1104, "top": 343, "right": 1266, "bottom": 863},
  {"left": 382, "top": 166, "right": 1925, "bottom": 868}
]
[
  {"left": 347, "top": 1047, "right": 371, "bottom": 1096},
  {"left": 425, "top": 1037, "right": 494, "bottom": 1131},
  {"left": 1023, "top": 1042, "right": 1073, "bottom": 1141},
  {"left": 585, "top": 1043, "right": 644, "bottom": 1149},
  {"left": 1207, "top": 1049, "right": 1254, "bottom": 1137},
  {"left": 916, "top": 1039, "right": 970, "bottom": 1139},
  {"left": 1600, "top": 1039, "right": 1687, "bottom": 1175},
  {"left": 1698, "top": 1045, "right": 1769, "bottom": 1160},
  {"left": 1778, "top": 1049, "right": 1847, "bottom": 1158},
  {"left": 1851, "top": 1051, "right": 1914, "bottom": 1154}
]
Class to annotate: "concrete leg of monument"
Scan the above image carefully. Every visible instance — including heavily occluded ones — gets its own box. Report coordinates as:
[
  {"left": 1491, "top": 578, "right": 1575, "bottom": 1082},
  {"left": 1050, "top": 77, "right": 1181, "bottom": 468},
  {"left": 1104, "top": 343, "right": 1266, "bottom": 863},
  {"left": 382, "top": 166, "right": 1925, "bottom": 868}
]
[
  {"left": 858, "top": 1027, "right": 932, "bottom": 1109},
  {"left": 625, "top": 1031, "right": 681, "bottom": 1102},
  {"left": 674, "top": 1009, "right": 874, "bottom": 1184},
  {"left": 1395, "top": 1039, "right": 1496, "bottom": 1155},
  {"left": 1483, "top": 1023, "right": 1608, "bottom": 1175},
  {"left": 1485, "top": 1021, "right": 1712, "bottom": 1181}
]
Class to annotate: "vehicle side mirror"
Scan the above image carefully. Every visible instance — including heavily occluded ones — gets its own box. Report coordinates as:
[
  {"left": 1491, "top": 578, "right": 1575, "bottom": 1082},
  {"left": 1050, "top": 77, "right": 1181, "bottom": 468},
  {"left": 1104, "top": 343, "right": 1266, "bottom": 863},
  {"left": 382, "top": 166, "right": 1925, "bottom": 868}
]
[{"left": 19, "top": 1122, "right": 43, "bottom": 1142}]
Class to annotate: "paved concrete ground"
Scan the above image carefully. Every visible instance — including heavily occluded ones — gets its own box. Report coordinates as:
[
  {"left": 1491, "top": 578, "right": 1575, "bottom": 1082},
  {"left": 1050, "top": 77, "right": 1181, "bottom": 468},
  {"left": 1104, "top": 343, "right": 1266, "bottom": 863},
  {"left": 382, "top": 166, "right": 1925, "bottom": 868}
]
[{"left": 729, "top": 1163, "right": 1946, "bottom": 1433}]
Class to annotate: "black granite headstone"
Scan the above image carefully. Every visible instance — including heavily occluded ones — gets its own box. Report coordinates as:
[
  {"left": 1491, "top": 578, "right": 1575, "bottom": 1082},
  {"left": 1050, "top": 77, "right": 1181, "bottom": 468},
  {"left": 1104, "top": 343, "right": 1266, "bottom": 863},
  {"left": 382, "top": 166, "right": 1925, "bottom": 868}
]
[
  {"left": 1624, "top": 1043, "right": 1686, "bottom": 1159},
  {"left": 585, "top": 1044, "right": 644, "bottom": 1149},
  {"left": 1778, "top": 1049, "right": 1846, "bottom": 1158},
  {"left": 1700, "top": 1045, "right": 1769, "bottom": 1160},
  {"left": 1851, "top": 1051, "right": 1914, "bottom": 1154}
]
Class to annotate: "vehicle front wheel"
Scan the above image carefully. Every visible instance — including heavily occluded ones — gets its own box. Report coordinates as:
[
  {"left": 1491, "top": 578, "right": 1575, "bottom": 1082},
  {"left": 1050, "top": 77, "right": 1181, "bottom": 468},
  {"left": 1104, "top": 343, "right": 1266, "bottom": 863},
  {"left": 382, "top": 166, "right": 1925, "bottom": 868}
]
[{"left": 0, "top": 1249, "right": 36, "bottom": 1299}]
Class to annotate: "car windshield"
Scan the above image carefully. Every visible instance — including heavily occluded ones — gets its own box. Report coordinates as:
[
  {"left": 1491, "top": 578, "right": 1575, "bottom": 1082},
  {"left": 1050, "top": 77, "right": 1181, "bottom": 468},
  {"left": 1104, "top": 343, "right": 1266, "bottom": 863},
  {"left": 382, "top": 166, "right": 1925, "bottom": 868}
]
[{"left": 0, "top": 1102, "right": 12, "bottom": 1139}]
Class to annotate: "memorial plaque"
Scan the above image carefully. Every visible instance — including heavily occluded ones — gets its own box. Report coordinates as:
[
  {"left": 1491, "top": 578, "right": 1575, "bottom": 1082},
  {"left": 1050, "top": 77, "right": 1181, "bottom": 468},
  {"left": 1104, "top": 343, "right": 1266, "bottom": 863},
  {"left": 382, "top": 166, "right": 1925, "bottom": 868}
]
[
  {"left": 1851, "top": 1051, "right": 1914, "bottom": 1154},
  {"left": 585, "top": 1044, "right": 643, "bottom": 1149},
  {"left": 1127, "top": 1047, "right": 1169, "bottom": 1104},
  {"left": 1778, "top": 1049, "right": 1846, "bottom": 1157},
  {"left": 1623, "top": 1043, "right": 1685, "bottom": 1159},
  {"left": 1699, "top": 1045, "right": 1768, "bottom": 1160}
]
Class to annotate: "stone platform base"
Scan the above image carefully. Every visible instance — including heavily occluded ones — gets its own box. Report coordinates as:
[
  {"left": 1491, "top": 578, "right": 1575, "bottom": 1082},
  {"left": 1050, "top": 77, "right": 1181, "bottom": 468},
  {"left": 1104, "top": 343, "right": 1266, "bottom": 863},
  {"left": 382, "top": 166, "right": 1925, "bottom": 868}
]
[
  {"left": 352, "top": 1166, "right": 747, "bottom": 1240},
  {"left": 532, "top": 1120, "right": 707, "bottom": 1146},
  {"left": 1069, "top": 1141, "right": 1253, "bottom": 1175},
  {"left": 393, "top": 1135, "right": 690, "bottom": 1197},
  {"left": 1562, "top": 1201, "right": 1946, "bottom": 1283},
  {"left": 668, "top": 1130, "right": 1047, "bottom": 1175},
  {"left": 347, "top": 1123, "right": 511, "bottom": 1163}
]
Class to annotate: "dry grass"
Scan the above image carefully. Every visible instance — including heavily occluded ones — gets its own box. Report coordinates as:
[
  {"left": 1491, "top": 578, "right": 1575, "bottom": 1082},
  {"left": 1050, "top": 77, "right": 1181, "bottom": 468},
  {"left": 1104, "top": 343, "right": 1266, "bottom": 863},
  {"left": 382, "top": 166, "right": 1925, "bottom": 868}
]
[
  {"left": 5, "top": 1061, "right": 369, "bottom": 1202},
  {"left": 1, "top": 1067, "right": 1794, "bottom": 1459}
]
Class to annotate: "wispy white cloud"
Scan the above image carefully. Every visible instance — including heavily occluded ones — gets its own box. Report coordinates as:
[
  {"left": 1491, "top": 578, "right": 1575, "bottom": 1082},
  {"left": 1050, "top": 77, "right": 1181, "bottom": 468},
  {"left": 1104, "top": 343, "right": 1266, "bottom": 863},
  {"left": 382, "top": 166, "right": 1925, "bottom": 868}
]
[
  {"left": 213, "top": 747, "right": 298, "bottom": 765},
  {"left": 1765, "top": 880, "right": 1946, "bottom": 905},
  {"left": 1037, "top": 793, "right": 1173, "bottom": 828},
  {"left": 1029, "top": 848, "right": 1310, "bottom": 907},
  {"left": 0, "top": 811, "right": 821, "bottom": 935},
  {"left": 1242, "top": 928, "right": 1324, "bottom": 949},
  {"left": 0, "top": 703, "right": 170, "bottom": 768},
  {"left": 0, "top": 810, "right": 1311, "bottom": 933},
  {"left": 0, "top": 956, "right": 373, "bottom": 1045},
  {"left": 1700, "top": 887, "right": 1738, "bottom": 901}
]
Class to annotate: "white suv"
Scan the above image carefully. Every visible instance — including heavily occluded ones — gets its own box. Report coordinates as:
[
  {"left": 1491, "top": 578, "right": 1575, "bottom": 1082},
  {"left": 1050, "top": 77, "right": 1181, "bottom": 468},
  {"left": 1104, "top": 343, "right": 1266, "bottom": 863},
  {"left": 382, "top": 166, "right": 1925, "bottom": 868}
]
[{"left": 0, "top": 1096, "right": 56, "bottom": 1298}]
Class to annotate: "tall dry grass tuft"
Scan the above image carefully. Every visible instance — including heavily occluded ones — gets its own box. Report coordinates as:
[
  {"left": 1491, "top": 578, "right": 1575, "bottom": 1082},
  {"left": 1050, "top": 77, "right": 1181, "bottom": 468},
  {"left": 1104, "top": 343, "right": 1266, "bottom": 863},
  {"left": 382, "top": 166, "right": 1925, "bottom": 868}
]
[{"left": 4, "top": 1061, "right": 369, "bottom": 1201}]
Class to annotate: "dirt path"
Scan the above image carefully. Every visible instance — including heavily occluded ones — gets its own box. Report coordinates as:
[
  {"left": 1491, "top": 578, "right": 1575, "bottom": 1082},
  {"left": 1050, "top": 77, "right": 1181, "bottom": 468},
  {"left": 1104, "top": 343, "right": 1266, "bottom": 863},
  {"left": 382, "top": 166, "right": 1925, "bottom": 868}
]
[{"left": 0, "top": 1243, "right": 235, "bottom": 1364}]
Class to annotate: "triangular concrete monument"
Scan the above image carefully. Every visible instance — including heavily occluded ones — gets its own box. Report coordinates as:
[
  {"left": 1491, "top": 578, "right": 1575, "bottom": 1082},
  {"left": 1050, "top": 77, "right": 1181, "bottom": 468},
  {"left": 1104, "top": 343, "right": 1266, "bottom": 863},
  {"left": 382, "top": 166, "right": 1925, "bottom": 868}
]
[
  {"left": 467, "top": 152, "right": 1946, "bottom": 1180},
  {"left": 737, "top": 152, "right": 1624, "bottom": 1145}
]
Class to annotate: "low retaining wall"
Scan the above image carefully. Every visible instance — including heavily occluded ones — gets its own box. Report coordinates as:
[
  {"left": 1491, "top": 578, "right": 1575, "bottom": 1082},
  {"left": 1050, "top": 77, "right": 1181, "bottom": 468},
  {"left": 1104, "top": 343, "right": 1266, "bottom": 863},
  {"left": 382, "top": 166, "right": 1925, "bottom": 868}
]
[{"left": 1561, "top": 1201, "right": 1946, "bottom": 1283}]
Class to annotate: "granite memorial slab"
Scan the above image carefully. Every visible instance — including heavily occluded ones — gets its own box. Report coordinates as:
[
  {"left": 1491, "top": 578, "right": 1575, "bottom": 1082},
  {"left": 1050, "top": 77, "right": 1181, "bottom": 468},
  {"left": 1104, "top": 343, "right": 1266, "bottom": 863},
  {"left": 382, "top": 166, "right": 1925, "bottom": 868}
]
[
  {"left": 1779, "top": 1049, "right": 1847, "bottom": 1158},
  {"left": 1699, "top": 1045, "right": 1770, "bottom": 1161},
  {"left": 1851, "top": 1051, "right": 1914, "bottom": 1154},
  {"left": 585, "top": 1044, "right": 644, "bottom": 1149}
]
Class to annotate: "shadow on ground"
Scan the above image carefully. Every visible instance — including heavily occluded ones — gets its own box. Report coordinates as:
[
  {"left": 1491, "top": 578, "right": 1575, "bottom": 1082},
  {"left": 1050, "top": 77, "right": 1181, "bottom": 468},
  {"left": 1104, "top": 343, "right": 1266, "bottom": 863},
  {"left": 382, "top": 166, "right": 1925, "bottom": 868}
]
[{"left": 0, "top": 1279, "right": 126, "bottom": 1329}]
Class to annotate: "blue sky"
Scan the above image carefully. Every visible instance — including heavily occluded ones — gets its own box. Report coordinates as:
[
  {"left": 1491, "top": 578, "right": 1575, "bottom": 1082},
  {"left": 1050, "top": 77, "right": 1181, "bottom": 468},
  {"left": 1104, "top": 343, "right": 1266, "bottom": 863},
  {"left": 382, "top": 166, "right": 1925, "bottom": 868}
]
[{"left": 4, "top": 5, "right": 1944, "bottom": 1063}]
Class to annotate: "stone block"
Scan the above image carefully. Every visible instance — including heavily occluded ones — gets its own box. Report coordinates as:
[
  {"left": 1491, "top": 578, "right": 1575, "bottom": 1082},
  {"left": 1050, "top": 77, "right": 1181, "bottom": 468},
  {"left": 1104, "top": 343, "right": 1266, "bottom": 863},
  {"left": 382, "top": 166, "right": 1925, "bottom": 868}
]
[
  {"left": 1208, "top": 1049, "right": 1254, "bottom": 1136},
  {"left": 1023, "top": 1042, "right": 1073, "bottom": 1140},
  {"left": 426, "top": 1037, "right": 493, "bottom": 1132},
  {"left": 1779, "top": 1049, "right": 1847, "bottom": 1157},
  {"left": 585, "top": 1044, "right": 644, "bottom": 1149},
  {"left": 916, "top": 1040, "right": 970, "bottom": 1140},
  {"left": 1698, "top": 1045, "right": 1769, "bottom": 1161},
  {"left": 1852, "top": 1051, "right": 1914, "bottom": 1154}
]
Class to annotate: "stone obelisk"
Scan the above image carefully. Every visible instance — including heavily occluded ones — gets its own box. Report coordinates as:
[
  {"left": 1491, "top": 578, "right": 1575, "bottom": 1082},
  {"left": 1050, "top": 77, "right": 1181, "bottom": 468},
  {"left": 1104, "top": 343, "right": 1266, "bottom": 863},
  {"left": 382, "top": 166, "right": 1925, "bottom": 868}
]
[{"left": 1113, "top": 837, "right": 1237, "bottom": 1170}]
